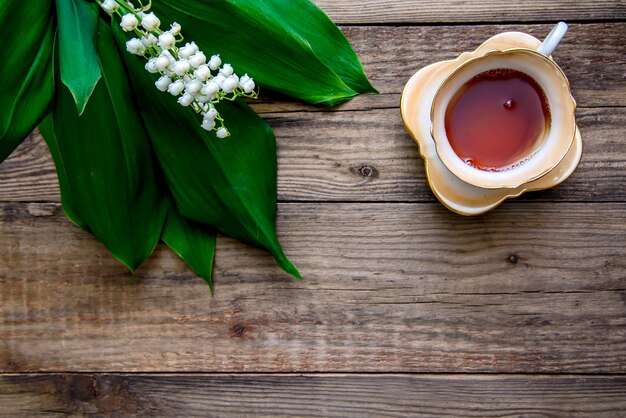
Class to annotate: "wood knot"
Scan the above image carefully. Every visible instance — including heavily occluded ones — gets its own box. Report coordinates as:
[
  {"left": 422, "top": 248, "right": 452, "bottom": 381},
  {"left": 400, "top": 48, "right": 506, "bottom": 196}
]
[
  {"left": 524, "top": 316, "right": 553, "bottom": 326},
  {"left": 507, "top": 254, "right": 519, "bottom": 264},
  {"left": 4, "top": 358, "right": 25, "bottom": 371},
  {"left": 351, "top": 164, "right": 379, "bottom": 179},
  {"left": 230, "top": 324, "right": 248, "bottom": 337},
  {"left": 64, "top": 375, "right": 98, "bottom": 402}
]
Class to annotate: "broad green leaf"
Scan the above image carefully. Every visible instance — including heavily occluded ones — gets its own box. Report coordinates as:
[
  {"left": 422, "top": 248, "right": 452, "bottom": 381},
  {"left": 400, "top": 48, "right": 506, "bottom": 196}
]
[
  {"left": 0, "top": 0, "right": 54, "bottom": 163},
  {"left": 229, "top": 0, "right": 377, "bottom": 95},
  {"left": 163, "top": 204, "right": 217, "bottom": 294},
  {"left": 153, "top": 0, "right": 362, "bottom": 105},
  {"left": 113, "top": 24, "right": 300, "bottom": 279},
  {"left": 39, "top": 115, "right": 87, "bottom": 230},
  {"left": 56, "top": 0, "right": 102, "bottom": 115},
  {"left": 41, "top": 22, "right": 167, "bottom": 272}
]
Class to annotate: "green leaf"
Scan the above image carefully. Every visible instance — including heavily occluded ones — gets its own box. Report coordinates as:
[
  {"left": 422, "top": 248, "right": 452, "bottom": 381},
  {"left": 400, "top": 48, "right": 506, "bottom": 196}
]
[
  {"left": 113, "top": 24, "right": 300, "bottom": 279},
  {"left": 153, "top": 0, "right": 365, "bottom": 105},
  {"left": 0, "top": 0, "right": 54, "bottom": 163},
  {"left": 39, "top": 115, "right": 87, "bottom": 230},
  {"left": 56, "top": 0, "right": 102, "bottom": 115},
  {"left": 41, "top": 21, "right": 167, "bottom": 272},
  {"left": 229, "top": 0, "right": 377, "bottom": 95},
  {"left": 163, "top": 203, "right": 217, "bottom": 294}
]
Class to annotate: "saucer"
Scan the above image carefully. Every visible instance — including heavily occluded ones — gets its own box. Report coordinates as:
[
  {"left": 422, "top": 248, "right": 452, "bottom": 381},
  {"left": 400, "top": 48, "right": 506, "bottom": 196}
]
[{"left": 401, "top": 32, "right": 583, "bottom": 216}]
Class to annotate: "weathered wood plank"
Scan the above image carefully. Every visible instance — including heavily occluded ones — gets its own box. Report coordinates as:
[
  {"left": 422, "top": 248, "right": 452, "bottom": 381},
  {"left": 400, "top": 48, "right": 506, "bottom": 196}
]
[
  {"left": 2, "top": 373, "right": 626, "bottom": 417},
  {"left": 312, "top": 0, "right": 626, "bottom": 24},
  {"left": 0, "top": 133, "right": 58, "bottom": 203},
  {"left": 1, "top": 202, "right": 624, "bottom": 373},
  {"left": 272, "top": 107, "right": 625, "bottom": 202},
  {"left": 1, "top": 107, "right": 624, "bottom": 203},
  {"left": 252, "top": 23, "right": 626, "bottom": 111}
]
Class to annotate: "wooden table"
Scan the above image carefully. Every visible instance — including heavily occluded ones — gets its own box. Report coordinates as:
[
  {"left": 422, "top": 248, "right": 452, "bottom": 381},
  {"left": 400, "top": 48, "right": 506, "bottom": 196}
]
[{"left": 1, "top": 1, "right": 625, "bottom": 416}]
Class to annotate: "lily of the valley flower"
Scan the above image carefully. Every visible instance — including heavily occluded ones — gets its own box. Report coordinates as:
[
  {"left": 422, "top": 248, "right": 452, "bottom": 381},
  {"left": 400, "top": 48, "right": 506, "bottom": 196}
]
[
  {"left": 169, "top": 22, "right": 182, "bottom": 36},
  {"left": 126, "top": 38, "right": 146, "bottom": 55},
  {"left": 120, "top": 13, "right": 138, "bottom": 31},
  {"left": 97, "top": 0, "right": 258, "bottom": 137},
  {"left": 216, "top": 127, "right": 229, "bottom": 139},
  {"left": 157, "top": 32, "right": 176, "bottom": 50},
  {"left": 100, "top": 0, "right": 119, "bottom": 14},
  {"left": 141, "top": 12, "right": 160, "bottom": 31}
]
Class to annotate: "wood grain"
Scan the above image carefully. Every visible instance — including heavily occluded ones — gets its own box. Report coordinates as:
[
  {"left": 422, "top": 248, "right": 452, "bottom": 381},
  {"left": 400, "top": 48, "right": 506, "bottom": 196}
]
[
  {"left": 2, "top": 374, "right": 626, "bottom": 417},
  {"left": 312, "top": 0, "right": 626, "bottom": 24},
  {"left": 1, "top": 202, "right": 624, "bottom": 373},
  {"left": 1, "top": 106, "right": 624, "bottom": 203},
  {"left": 272, "top": 107, "right": 625, "bottom": 202}
]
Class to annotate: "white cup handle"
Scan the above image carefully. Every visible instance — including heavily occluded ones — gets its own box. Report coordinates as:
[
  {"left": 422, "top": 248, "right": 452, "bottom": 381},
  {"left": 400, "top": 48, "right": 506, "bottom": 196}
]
[{"left": 538, "top": 22, "right": 568, "bottom": 56}]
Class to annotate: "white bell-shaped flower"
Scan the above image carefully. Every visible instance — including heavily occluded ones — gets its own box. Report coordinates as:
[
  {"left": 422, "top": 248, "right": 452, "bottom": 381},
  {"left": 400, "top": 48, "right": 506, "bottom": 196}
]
[
  {"left": 154, "top": 55, "right": 170, "bottom": 72},
  {"left": 163, "top": 51, "right": 176, "bottom": 69},
  {"left": 155, "top": 75, "right": 172, "bottom": 92},
  {"left": 179, "top": 42, "right": 199, "bottom": 59},
  {"left": 221, "top": 76, "right": 238, "bottom": 93},
  {"left": 196, "top": 94, "right": 212, "bottom": 104},
  {"left": 120, "top": 14, "right": 139, "bottom": 32},
  {"left": 242, "top": 79, "right": 255, "bottom": 93},
  {"left": 220, "top": 63, "right": 234, "bottom": 77},
  {"left": 141, "top": 33, "right": 158, "bottom": 48},
  {"left": 126, "top": 38, "right": 146, "bottom": 56},
  {"left": 189, "top": 52, "right": 207, "bottom": 69},
  {"left": 169, "top": 22, "right": 182, "bottom": 36},
  {"left": 100, "top": 0, "right": 119, "bottom": 14},
  {"left": 167, "top": 80, "right": 185, "bottom": 96},
  {"left": 178, "top": 93, "right": 195, "bottom": 107},
  {"left": 173, "top": 60, "right": 191, "bottom": 76},
  {"left": 239, "top": 74, "right": 251, "bottom": 86},
  {"left": 216, "top": 127, "right": 229, "bottom": 138},
  {"left": 186, "top": 79, "right": 203, "bottom": 95},
  {"left": 212, "top": 74, "right": 226, "bottom": 88},
  {"left": 202, "top": 81, "right": 220, "bottom": 97},
  {"left": 145, "top": 59, "right": 159, "bottom": 73},
  {"left": 201, "top": 118, "right": 216, "bottom": 131},
  {"left": 204, "top": 106, "right": 218, "bottom": 120},
  {"left": 158, "top": 32, "right": 176, "bottom": 50},
  {"left": 194, "top": 65, "right": 212, "bottom": 82},
  {"left": 208, "top": 55, "right": 222, "bottom": 71},
  {"left": 141, "top": 12, "right": 161, "bottom": 31}
]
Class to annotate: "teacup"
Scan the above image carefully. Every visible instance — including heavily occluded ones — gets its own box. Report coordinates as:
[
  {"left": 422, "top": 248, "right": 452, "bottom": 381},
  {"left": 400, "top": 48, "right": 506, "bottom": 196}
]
[{"left": 430, "top": 26, "right": 576, "bottom": 189}]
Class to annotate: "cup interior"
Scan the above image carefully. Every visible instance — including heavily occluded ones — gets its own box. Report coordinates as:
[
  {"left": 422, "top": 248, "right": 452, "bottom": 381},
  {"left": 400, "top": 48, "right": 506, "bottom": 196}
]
[{"left": 430, "top": 48, "right": 576, "bottom": 189}]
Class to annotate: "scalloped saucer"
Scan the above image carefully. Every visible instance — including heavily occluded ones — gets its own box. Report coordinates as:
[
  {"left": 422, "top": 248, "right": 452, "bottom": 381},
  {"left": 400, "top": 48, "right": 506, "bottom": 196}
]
[{"left": 401, "top": 32, "right": 583, "bottom": 215}]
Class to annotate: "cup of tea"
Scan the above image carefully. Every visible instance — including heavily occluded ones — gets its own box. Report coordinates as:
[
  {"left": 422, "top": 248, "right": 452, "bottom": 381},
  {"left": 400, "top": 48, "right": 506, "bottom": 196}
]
[{"left": 430, "top": 23, "right": 576, "bottom": 189}]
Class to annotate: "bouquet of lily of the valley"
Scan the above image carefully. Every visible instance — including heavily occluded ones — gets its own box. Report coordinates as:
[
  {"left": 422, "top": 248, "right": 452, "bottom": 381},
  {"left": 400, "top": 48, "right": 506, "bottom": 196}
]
[{"left": 0, "top": 0, "right": 375, "bottom": 292}]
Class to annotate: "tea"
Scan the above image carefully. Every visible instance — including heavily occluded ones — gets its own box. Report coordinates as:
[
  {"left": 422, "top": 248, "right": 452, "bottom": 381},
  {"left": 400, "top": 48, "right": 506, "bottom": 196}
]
[{"left": 444, "top": 68, "right": 551, "bottom": 171}]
